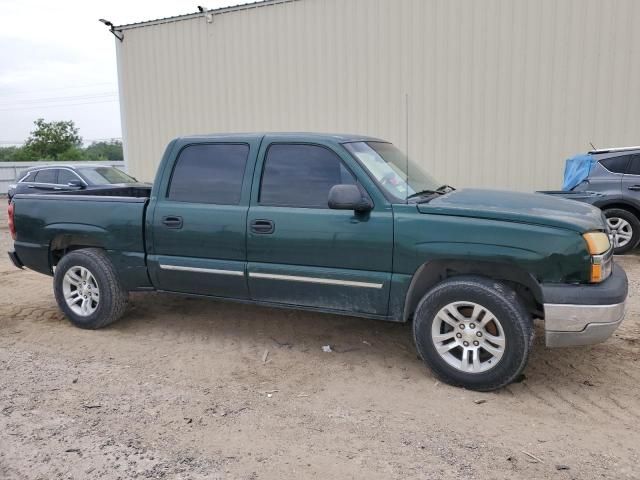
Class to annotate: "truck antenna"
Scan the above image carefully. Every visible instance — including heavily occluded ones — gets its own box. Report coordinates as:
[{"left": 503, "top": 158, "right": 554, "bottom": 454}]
[
  {"left": 589, "top": 141, "right": 597, "bottom": 151},
  {"left": 405, "top": 92, "right": 410, "bottom": 203}
]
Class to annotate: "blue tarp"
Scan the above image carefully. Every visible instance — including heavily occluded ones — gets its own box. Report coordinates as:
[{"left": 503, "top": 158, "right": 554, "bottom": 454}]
[{"left": 562, "top": 153, "right": 597, "bottom": 191}]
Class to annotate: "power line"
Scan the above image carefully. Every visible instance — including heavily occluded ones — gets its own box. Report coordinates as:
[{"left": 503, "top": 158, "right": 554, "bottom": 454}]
[
  {"left": 5, "top": 82, "right": 117, "bottom": 96},
  {"left": 0, "top": 92, "right": 119, "bottom": 107},
  {"left": 0, "top": 137, "right": 123, "bottom": 146},
  {"left": 0, "top": 99, "right": 119, "bottom": 112}
]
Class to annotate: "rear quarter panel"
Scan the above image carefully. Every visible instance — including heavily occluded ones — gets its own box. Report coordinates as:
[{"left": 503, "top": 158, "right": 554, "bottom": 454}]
[{"left": 13, "top": 195, "right": 150, "bottom": 290}]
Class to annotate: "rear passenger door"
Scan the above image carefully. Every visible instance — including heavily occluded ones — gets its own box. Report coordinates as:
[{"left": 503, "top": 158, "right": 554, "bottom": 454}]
[
  {"left": 246, "top": 140, "right": 393, "bottom": 316},
  {"left": 27, "top": 168, "right": 61, "bottom": 193},
  {"left": 147, "top": 139, "right": 258, "bottom": 298}
]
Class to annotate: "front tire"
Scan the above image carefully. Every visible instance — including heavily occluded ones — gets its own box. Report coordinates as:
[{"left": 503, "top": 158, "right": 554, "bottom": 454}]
[
  {"left": 413, "top": 276, "right": 533, "bottom": 391},
  {"left": 53, "top": 248, "right": 128, "bottom": 329},
  {"left": 604, "top": 208, "right": 640, "bottom": 255}
]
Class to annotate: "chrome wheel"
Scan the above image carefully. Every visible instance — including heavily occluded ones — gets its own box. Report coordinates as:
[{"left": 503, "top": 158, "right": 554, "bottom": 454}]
[
  {"left": 607, "top": 217, "right": 633, "bottom": 248},
  {"left": 431, "top": 301, "right": 506, "bottom": 373},
  {"left": 62, "top": 266, "right": 99, "bottom": 317}
]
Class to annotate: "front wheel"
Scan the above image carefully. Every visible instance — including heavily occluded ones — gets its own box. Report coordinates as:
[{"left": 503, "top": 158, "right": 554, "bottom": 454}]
[
  {"left": 604, "top": 208, "right": 640, "bottom": 255},
  {"left": 53, "top": 248, "right": 128, "bottom": 329},
  {"left": 413, "top": 276, "right": 533, "bottom": 391}
]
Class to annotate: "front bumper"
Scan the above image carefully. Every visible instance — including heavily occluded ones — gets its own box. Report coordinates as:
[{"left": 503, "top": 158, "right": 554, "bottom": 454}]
[{"left": 542, "top": 264, "right": 628, "bottom": 347}]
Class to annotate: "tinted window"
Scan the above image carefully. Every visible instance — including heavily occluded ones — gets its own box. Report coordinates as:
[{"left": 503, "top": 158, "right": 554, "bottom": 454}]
[
  {"left": 260, "top": 144, "right": 356, "bottom": 208},
  {"left": 626, "top": 155, "right": 640, "bottom": 175},
  {"left": 600, "top": 155, "right": 630, "bottom": 174},
  {"left": 58, "top": 169, "right": 81, "bottom": 185},
  {"left": 168, "top": 144, "right": 249, "bottom": 204},
  {"left": 34, "top": 169, "right": 58, "bottom": 184},
  {"left": 77, "top": 167, "right": 136, "bottom": 185}
]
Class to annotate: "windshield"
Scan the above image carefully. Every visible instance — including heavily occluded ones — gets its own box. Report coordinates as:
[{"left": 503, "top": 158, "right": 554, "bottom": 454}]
[
  {"left": 77, "top": 167, "right": 137, "bottom": 185},
  {"left": 343, "top": 141, "right": 442, "bottom": 202}
]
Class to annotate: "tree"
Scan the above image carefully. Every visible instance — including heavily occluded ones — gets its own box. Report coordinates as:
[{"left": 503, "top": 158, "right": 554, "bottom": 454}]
[
  {"left": 84, "top": 140, "right": 124, "bottom": 161},
  {"left": 23, "top": 118, "right": 82, "bottom": 160}
]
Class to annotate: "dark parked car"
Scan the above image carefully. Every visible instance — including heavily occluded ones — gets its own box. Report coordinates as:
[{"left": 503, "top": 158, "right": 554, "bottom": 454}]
[
  {"left": 542, "top": 146, "right": 640, "bottom": 254},
  {"left": 7, "top": 164, "right": 150, "bottom": 202}
]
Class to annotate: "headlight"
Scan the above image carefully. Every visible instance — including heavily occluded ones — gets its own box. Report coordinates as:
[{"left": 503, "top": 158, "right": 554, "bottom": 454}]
[
  {"left": 583, "top": 232, "right": 610, "bottom": 255},
  {"left": 583, "top": 232, "right": 613, "bottom": 282}
]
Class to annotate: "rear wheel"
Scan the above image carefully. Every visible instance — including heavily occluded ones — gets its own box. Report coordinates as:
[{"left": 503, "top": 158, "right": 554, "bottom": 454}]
[
  {"left": 604, "top": 208, "right": 640, "bottom": 254},
  {"left": 53, "top": 248, "right": 128, "bottom": 329},
  {"left": 413, "top": 276, "right": 533, "bottom": 391}
]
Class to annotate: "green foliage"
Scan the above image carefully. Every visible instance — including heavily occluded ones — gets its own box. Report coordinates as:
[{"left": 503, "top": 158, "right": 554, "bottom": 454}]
[
  {"left": 84, "top": 140, "right": 124, "bottom": 161},
  {"left": 24, "top": 118, "right": 82, "bottom": 160},
  {"left": 0, "top": 119, "right": 123, "bottom": 162}
]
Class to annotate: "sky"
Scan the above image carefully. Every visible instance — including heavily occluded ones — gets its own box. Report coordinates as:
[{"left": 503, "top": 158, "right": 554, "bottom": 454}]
[{"left": 0, "top": 0, "right": 253, "bottom": 146}]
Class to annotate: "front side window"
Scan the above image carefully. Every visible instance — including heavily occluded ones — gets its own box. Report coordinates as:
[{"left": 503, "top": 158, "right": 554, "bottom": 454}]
[
  {"left": 344, "top": 142, "right": 442, "bottom": 202},
  {"left": 259, "top": 144, "right": 356, "bottom": 208},
  {"left": 34, "top": 169, "right": 57, "bottom": 184},
  {"left": 78, "top": 167, "right": 137, "bottom": 185},
  {"left": 626, "top": 155, "right": 640, "bottom": 175},
  {"left": 58, "top": 169, "right": 82, "bottom": 185},
  {"left": 168, "top": 143, "right": 249, "bottom": 204}
]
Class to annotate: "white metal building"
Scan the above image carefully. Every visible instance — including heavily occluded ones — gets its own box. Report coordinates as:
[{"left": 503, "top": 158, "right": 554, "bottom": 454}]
[{"left": 114, "top": 0, "right": 640, "bottom": 190}]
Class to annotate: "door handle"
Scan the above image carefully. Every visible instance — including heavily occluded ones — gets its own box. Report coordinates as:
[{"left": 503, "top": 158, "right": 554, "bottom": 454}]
[
  {"left": 250, "top": 219, "right": 275, "bottom": 234},
  {"left": 628, "top": 185, "right": 640, "bottom": 191},
  {"left": 162, "top": 216, "right": 183, "bottom": 229}
]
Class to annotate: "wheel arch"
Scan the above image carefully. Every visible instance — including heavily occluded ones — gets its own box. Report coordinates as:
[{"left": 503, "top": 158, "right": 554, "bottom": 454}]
[
  {"left": 49, "top": 234, "right": 107, "bottom": 267},
  {"left": 596, "top": 201, "right": 640, "bottom": 220},
  {"left": 403, "top": 260, "right": 543, "bottom": 322}
]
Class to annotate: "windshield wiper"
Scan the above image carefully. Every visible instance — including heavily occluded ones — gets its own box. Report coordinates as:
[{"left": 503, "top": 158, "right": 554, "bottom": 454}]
[
  {"left": 407, "top": 184, "right": 455, "bottom": 201},
  {"left": 407, "top": 189, "right": 439, "bottom": 200}
]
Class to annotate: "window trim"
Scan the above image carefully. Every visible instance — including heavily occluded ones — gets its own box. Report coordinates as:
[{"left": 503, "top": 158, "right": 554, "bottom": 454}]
[
  {"left": 165, "top": 142, "right": 251, "bottom": 205},
  {"left": 19, "top": 167, "right": 86, "bottom": 186},
  {"left": 257, "top": 142, "right": 370, "bottom": 210}
]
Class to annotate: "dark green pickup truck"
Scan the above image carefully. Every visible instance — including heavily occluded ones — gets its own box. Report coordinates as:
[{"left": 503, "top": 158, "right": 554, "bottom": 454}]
[{"left": 7, "top": 133, "right": 628, "bottom": 391}]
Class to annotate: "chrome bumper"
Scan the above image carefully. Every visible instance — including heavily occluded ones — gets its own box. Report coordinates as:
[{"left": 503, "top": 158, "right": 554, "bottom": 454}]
[{"left": 544, "top": 301, "right": 626, "bottom": 347}]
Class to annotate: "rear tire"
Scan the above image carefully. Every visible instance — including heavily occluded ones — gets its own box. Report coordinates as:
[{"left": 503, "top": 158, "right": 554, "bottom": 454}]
[
  {"left": 53, "top": 248, "right": 128, "bottom": 329},
  {"left": 603, "top": 208, "right": 640, "bottom": 255},
  {"left": 413, "top": 276, "right": 533, "bottom": 391}
]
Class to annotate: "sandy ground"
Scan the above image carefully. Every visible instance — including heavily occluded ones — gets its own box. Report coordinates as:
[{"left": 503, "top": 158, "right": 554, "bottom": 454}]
[{"left": 0, "top": 205, "right": 639, "bottom": 480}]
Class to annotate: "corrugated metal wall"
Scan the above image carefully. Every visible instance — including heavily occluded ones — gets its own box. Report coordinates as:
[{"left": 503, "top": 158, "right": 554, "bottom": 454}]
[{"left": 116, "top": 0, "right": 640, "bottom": 190}]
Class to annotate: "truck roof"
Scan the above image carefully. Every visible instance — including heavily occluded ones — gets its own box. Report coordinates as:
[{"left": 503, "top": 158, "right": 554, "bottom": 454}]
[{"left": 176, "top": 132, "right": 385, "bottom": 143}]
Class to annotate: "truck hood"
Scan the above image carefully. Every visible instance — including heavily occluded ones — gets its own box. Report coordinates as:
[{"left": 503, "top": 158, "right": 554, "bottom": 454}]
[{"left": 417, "top": 188, "right": 604, "bottom": 232}]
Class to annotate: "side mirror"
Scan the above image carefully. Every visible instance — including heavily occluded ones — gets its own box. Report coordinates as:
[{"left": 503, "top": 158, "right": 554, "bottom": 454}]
[
  {"left": 67, "top": 180, "right": 85, "bottom": 189},
  {"left": 328, "top": 184, "right": 372, "bottom": 212}
]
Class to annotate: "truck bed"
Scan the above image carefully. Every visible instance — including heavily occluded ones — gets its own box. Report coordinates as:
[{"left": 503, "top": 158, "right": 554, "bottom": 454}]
[{"left": 12, "top": 193, "right": 150, "bottom": 289}]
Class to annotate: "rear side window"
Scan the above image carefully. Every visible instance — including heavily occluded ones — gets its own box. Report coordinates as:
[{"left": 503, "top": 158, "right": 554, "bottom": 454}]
[
  {"left": 600, "top": 156, "right": 630, "bottom": 174},
  {"left": 20, "top": 171, "right": 37, "bottom": 182},
  {"left": 34, "top": 169, "right": 58, "bottom": 184},
  {"left": 626, "top": 155, "right": 640, "bottom": 175},
  {"left": 259, "top": 144, "right": 356, "bottom": 208},
  {"left": 168, "top": 144, "right": 249, "bottom": 204}
]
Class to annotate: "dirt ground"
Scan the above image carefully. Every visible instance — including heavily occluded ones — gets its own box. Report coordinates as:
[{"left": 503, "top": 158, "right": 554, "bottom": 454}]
[{"left": 0, "top": 205, "right": 639, "bottom": 480}]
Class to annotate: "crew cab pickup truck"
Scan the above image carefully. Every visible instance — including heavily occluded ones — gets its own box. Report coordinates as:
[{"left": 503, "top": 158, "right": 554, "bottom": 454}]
[{"left": 7, "top": 133, "right": 628, "bottom": 391}]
